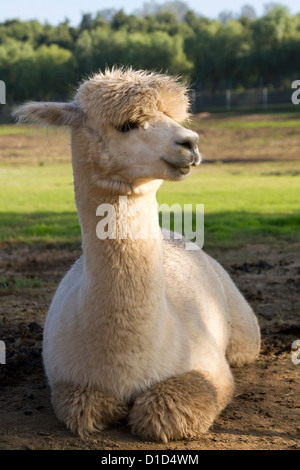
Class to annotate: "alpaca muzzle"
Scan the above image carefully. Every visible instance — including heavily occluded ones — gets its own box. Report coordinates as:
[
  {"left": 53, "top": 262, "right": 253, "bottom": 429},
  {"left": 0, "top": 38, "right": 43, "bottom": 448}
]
[{"left": 175, "top": 130, "right": 201, "bottom": 166}]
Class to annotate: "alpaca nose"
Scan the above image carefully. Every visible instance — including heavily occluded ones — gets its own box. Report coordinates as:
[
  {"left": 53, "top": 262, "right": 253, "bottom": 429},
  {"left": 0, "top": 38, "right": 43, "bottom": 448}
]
[
  {"left": 176, "top": 132, "right": 201, "bottom": 166},
  {"left": 177, "top": 139, "right": 193, "bottom": 151}
]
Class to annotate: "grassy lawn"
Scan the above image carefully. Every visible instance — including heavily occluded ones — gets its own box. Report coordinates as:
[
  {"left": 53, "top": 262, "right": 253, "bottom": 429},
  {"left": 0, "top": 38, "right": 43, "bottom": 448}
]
[
  {"left": 0, "top": 161, "right": 299, "bottom": 248},
  {"left": 0, "top": 125, "right": 34, "bottom": 136},
  {"left": 0, "top": 114, "right": 299, "bottom": 248},
  {"left": 160, "top": 162, "right": 300, "bottom": 246}
]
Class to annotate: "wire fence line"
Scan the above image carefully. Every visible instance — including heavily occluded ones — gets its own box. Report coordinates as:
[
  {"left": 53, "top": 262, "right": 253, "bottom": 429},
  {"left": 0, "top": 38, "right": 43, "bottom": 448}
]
[
  {"left": 0, "top": 87, "right": 298, "bottom": 122},
  {"left": 190, "top": 88, "right": 296, "bottom": 113}
]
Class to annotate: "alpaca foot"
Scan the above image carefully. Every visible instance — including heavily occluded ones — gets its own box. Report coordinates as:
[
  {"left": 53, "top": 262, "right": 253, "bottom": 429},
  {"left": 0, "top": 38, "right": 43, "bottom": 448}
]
[
  {"left": 51, "top": 382, "right": 129, "bottom": 438},
  {"left": 128, "top": 371, "right": 219, "bottom": 443}
]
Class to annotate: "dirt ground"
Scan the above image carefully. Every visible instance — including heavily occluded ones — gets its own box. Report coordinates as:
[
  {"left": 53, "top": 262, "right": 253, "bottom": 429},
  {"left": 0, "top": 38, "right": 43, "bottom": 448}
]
[
  {"left": 1, "top": 112, "right": 300, "bottom": 165},
  {"left": 0, "top": 242, "right": 299, "bottom": 450}
]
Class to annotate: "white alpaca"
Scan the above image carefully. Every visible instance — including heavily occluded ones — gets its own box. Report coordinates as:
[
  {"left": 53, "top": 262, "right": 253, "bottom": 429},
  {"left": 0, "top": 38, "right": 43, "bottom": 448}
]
[{"left": 15, "top": 68, "right": 260, "bottom": 442}]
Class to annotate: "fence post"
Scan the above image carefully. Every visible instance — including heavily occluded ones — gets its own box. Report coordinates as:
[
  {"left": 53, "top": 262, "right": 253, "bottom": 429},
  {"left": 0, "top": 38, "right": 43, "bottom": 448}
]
[
  {"left": 190, "top": 90, "right": 197, "bottom": 113},
  {"left": 262, "top": 87, "right": 268, "bottom": 109},
  {"left": 226, "top": 89, "right": 231, "bottom": 111}
]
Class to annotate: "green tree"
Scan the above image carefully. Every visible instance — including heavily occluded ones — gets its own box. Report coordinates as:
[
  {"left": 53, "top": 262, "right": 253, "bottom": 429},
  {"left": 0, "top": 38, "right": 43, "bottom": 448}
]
[
  {"left": 0, "top": 39, "right": 38, "bottom": 101},
  {"left": 79, "top": 13, "right": 93, "bottom": 32},
  {"left": 0, "top": 19, "right": 44, "bottom": 46},
  {"left": 127, "top": 31, "right": 192, "bottom": 76},
  {"left": 41, "top": 20, "right": 75, "bottom": 50},
  {"left": 111, "top": 10, "right": 128, "bottom": 30},
  {"left": 1, "top": 4, "right": 300, "bottom": 103},
  {"left": 75, "top": 28, "right": 191, "bottom": 77},
  {"left": 246, "top": 5, "right": 300, "bottom": 86},
  {"left": 185, "top": 20, "right": 249, "bottom": 90},
  {"left": 4, "top": 43, "right": 76, "bottom": 101}
]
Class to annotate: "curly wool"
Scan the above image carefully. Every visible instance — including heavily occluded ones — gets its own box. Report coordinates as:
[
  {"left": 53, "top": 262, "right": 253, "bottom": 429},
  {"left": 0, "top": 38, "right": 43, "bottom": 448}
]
[{"left": 75, "top": 68, "right": 190, "bottom": 128}]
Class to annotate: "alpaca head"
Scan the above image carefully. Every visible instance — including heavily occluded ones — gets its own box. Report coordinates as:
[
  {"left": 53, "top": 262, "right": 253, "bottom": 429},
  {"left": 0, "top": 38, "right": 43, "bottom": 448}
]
[{"left": 15, "top": 68, "right": 201, "bottom": 194}]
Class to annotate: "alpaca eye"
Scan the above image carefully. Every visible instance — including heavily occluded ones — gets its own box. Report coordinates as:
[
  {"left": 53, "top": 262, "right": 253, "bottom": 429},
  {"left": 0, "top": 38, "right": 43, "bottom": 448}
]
[{"left": 116, "top": 121, "right": 139, "bottom": 133}]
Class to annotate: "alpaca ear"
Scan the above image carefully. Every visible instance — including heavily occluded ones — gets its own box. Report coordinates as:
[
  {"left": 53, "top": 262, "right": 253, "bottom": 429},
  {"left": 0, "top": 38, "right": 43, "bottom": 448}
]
[{"left": 13, "top": 102, "right": 84, "bottom": 127}]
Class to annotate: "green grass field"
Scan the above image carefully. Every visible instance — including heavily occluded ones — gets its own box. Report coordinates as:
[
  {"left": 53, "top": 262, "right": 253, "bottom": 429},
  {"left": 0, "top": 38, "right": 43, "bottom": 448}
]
[{"left": 0, "top": 114, "right": 299, "bottom": 248}]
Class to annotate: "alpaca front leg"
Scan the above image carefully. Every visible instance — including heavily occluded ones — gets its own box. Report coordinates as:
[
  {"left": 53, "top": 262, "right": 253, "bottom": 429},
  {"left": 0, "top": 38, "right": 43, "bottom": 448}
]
[
  {"left": 128, "top": 371, "right": 226, "bottom": 443},
  {"left": 51, "top": 382, "right": 129, "bottom": 438}
]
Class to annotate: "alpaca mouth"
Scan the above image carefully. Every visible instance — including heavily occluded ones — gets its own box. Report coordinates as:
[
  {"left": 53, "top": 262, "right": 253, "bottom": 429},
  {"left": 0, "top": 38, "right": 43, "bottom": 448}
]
[{"left": 161, "top": 157, "right": 191, "bottom": 175}]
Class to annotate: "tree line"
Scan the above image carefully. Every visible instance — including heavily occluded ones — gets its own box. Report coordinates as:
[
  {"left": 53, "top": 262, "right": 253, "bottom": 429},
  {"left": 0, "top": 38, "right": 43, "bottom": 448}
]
[{"left": 0, "top": 3, "right": 299, "bottom": 102}]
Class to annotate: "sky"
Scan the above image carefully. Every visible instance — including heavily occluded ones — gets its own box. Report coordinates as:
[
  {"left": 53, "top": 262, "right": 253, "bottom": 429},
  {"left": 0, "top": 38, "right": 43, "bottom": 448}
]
[{"left": 0, "top": 0, "right": 299, "bottom": 25}]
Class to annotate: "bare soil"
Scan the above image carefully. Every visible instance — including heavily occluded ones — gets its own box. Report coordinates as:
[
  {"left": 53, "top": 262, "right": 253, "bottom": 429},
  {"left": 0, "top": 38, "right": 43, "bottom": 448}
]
[
  {"left": 0, "top": 243, "right": 299, "bottom": 450},
  {"left": 1, "top": 113, "right": 300, "bottom": 165},
  {"left": 194, "top": 112, "right": 300, "bottom": 163}
]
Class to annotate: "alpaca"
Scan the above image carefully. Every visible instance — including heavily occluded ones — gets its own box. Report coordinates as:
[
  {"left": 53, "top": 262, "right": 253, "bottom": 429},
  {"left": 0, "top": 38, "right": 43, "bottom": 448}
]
[{"left": 15, "top": 68, "right": 260, "bottom": 442}]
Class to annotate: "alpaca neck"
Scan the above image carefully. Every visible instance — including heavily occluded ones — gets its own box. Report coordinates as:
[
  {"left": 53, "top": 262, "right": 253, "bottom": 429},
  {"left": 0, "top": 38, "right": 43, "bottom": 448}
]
[
  {"left": 79, "top": 190, "right": 163, "bottom": 282},
  {"left": 79, "top": 192, "right": 165, "bottom": 317},
  {"left": 71, "top": 132, "right": 165, "bottom": 313}
]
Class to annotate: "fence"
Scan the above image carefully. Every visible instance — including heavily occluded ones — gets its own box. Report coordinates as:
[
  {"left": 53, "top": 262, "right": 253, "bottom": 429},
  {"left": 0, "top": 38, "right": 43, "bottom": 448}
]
[
  {"left": 0, "top": 87, "right": 297, "bottom": 123},
  {"left": 190, "top": 88, "right": 295, "bottom": 113}
]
